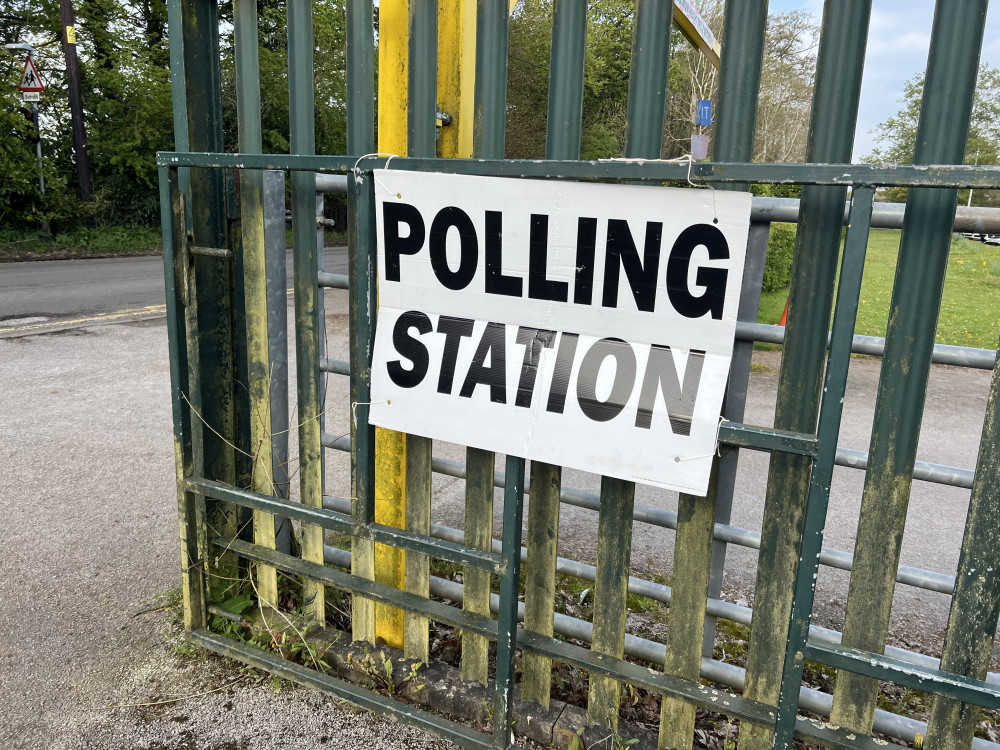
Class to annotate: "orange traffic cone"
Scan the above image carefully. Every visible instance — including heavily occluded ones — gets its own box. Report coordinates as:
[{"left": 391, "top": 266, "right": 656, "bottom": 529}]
[{"left": 778, "top": 296, "right": 789, "bottom": 327}]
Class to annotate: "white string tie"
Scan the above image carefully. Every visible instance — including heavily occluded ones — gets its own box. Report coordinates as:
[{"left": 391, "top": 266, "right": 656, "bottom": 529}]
[
  {"left": 673, "top": 416, "right": 727, "bottom": 463},
  {"left": 352, "top": 399, "right": 389, "bottom": 427}
]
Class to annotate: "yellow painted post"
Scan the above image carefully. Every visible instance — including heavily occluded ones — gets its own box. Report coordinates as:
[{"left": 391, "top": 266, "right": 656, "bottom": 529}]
[
  {"left": 437, "top": 0, "right": 477, "bottom": 159},
  {"left": 375, "top": 0, "right": 409, "bottom": 650}
]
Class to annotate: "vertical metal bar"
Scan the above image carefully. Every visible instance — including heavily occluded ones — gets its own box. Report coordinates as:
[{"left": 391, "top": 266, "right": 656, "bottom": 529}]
[
  {"left": 773, "top": 186, "right": 875, "bottom": 750},
  {"left": 712, "top": 0, "right": 768, "bottom": 168},
  {"left": 438, "top": 0, "right": 477, "bottom": 158},
  {"left": 926, "top": 336, "right": 1000, "bottom": 750},
  {"left": 288, "top": 0, "right": 325, "bottom": 626},
  {"left": 346, "top": 0, "right": 377, "bottom": 645},
  {"left": 234, "top": 0, "right": 278, "bottom": 609},
  {"left": 521, "top": 0, "right": 587, "bottom": 709},
  {"left": 703, "top": 221, "right": 769, "bottom": 656},
  {"left": 346, "top": 0, "right": 375, "bottom": 156},
  {"left": 263, "top": 170, "right": 291, "bottom": 555},
  {"left": 473, "top": 0, "right": 508, "bottom": 159},
  {"left": 166, "top": 0, "right": 191, "bottom": 224},
  {"left": 833, "top": 0, "right": 988, "bottom": 733},
  {"left": 545, "top": 0, "right": 586, "bottom": 161},
  {"left": 703, "top": 0, "right": 770, "bottom": 656},
  {"left": 587, "top": 478, "right": 635, "bottom": 731},
  {"left": 493, "top": 456, "right": 525, "bottom": 750},
  {"left": 316, "top": 192, "right": 327, "bottom": 498},
  {"left": 349, "top": 168, "right": 378, "bottom": 642},
  {"left": 408, "top": 0, "right": 437, "bottom": 157},
  {"left": 521, "top": 460, "right": 559, "bottom": 704},
  {"left": 462, "top": 452, "right": 494, "bottom": 684},
  {"left": 624, "top": 0, "right": 670, "bottom": 159},
  {"left": 162, "top": 167, "right": 206, "bottom": 632},
  {"left": 180, "top": 0, "right": 233, "bottom": 490},
  {"left": 740, "top": 5, "right": 872, "bottom": 748},
  {"left": 176, "top": 0, "right": 239, "bottom": 606},
  {"left": 464, "top": 0, "right": 507, "bottom": 690},
  {"left": 404, "top": 434, "right": 431, "bottom": 661},
  {"left": 659, "top": 468, "right": 720, "bottom": 749},
  {"left": 712, "top": 0, "right": 774, "bottom": 637}
]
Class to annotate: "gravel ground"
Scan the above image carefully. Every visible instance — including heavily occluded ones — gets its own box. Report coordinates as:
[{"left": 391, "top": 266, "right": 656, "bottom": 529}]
[{"left": 1, "top": 284, "right": 993, "bottom": 747}]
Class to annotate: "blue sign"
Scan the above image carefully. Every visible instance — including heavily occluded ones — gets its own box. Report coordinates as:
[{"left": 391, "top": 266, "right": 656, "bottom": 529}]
[{"left": 696, "top": 99, "right": 712, "bottom": 127}]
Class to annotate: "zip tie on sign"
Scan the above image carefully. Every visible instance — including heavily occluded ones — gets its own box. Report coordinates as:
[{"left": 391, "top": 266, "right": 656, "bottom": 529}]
[
  {"left": 352, "top": 152, "right": 402, "bottom": 197},
  {"left": 673, "top": 416, "right": 727, "bottom": 463},
  {"left": 352, "top": 400, "right": 389, "bottom": 428}
]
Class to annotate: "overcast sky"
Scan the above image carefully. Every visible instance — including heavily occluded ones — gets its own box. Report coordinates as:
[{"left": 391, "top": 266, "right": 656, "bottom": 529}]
[{"left": 767, "top": 0, "right": 1000, "bottom": 161}]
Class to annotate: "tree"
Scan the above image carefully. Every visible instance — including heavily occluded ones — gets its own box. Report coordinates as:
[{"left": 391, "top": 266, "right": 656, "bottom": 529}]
[
  {"left": 664, "top": 6, "right": 817, "bottom": 162},
  {"left": 865, "top": 64, "right": 1000, "bottom": 207}
]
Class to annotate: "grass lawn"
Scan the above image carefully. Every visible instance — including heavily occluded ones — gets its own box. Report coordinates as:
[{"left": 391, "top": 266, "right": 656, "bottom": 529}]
[
  {"left": 758, "top": 228, "right": 1000, "bottom": 350},
  {"left": 0, "top": 226, "right": 162, "bottom": 261}
]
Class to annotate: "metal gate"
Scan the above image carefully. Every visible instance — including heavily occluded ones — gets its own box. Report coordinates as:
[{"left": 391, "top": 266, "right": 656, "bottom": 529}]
[{"left": 158, "top": 1, "right": 1000, "bottom": 748}]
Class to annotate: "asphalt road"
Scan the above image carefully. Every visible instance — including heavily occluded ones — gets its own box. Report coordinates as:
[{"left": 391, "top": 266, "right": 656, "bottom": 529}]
[
  {"left": 0, "top": 249, "right": 349, "bottom": 337},
  {"left": 0, "top": 254, "right": 993, "bottom": 747}
]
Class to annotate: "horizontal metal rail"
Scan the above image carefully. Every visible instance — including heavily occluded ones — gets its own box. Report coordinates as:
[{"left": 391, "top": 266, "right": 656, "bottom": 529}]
[
  {"left": 804, "top": 642, "right": 1000, "bottom": 710},
  {"left": 750, "top": 196, "right": 1000, "bottom": 233},
  {"left": 315, "top": 173, "right": 348, "bottom": 194},
  {"left": 736, "top": 321, "right": 996, "bottom": 370},
  {"left": 317, "top": 271, "right": 349, "bottom": 289},
  {"left": 321, "top": 495, "right": 981, "bottom": 679},
  {"left": 189, "top": 477, "right": 503, "bottom": 573},
  {"left": 322, "top": 438, "right": 960, "bottom": 595},
  {"left": 320, "top": 542, "right": 1000, "bottom": 750},
  {"left": 308, "top": 177, "right": 1000, "bottom": 231},
  {"left": 157, "top": 153, "right": 1000, "bottom": 190},
  {"left": 319, "top": 357, "right": 350, "bottom": 376}
]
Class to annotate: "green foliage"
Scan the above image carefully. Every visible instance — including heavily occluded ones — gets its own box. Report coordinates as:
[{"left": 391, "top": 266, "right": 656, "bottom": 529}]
[
  {"left": 865, "top": 65, "right": 1000, "bottom": 207},
  {"left": 761, "top": 222, "right": 796, "bottom": 293},
  {"left": 1, "top": 0, "right": 350, "bottom": 232}
]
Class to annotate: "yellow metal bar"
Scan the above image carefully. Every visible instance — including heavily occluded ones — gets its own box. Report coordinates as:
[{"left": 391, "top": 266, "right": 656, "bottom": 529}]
[
  {"left": 375, "top": 0, "right": 409, "bottom": 650},
  {"left": 437, "top": 0, "right": 477, "bottom": 158}
]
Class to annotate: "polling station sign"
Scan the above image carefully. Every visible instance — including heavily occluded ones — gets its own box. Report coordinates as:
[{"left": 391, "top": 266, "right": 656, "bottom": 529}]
[{"left": 369, "top": 171, "right": 751, "bottom": 495}]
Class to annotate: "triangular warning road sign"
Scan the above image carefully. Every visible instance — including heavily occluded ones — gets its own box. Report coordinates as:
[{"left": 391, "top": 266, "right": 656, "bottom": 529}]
[{"left": 18, "top": 58, "right": 45, "bottom": 93}]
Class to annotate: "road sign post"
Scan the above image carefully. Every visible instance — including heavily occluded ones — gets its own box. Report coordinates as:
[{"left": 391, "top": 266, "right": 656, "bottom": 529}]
[{"left": 9, "top": 46, "right": 45, "bottom": 194}]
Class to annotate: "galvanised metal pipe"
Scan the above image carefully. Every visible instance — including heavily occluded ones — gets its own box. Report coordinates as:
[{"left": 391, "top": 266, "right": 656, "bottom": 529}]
[
  {"left": 546, "top": 0, "right": 587, "bottom": 161},
  {"left": 316, "top": 174, "right": 349, "bottom": 193},
  {"left": 319, "top": 541, "right": 1000, "bottom": 750},
  {"left": 323, "top": 435, "right": 964, "bottom": 597},
  {"left": 834, "top": 0, "right": 990, "bottom": 732},
  {"left": 309, "top": 181, "right": 1000, "bottom": 231},
  {"left": 624, "top": 0, "right": 670, "bottom": 159},
  {"left": 735, "top": 321, "right": 997, "bottom": 371},
  {"left": 317, "top": 271, "right": 349, "bottom": 289},
  {"left": 321, "top": 494, "right": 972, "bottom": 670},
  {"left": 750, "top": 197, "right": 1000, "bottom": 233},
  {"left": 473, "top": 0, "right": 509, "bottom": 159}
]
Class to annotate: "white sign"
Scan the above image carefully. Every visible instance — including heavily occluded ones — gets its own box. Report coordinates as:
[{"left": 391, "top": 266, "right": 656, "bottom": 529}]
[
  {"left": 369, "top": 171, "right": 751, "bottom": 495},
  {"left": 21, "top": 91, "right": 40, "bottom": 102},
  {"left": 18, "top": 57, "right": 44, "bottom": 92}
]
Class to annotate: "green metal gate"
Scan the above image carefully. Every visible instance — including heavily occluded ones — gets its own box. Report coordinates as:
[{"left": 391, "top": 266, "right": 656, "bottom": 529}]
[{"left": 158, "top": 1, "right": 1000, "bottom": 748}]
